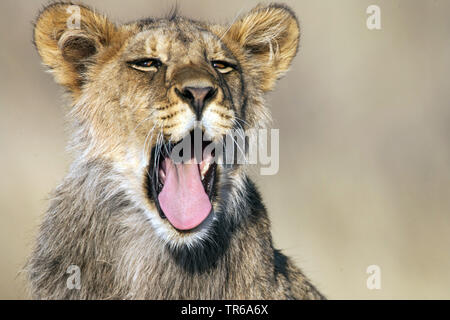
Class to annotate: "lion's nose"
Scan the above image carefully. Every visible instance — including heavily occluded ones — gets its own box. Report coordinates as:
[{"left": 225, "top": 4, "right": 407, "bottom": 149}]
[{"left": 177, "top": 86, "right": 216, "bottom": 120}]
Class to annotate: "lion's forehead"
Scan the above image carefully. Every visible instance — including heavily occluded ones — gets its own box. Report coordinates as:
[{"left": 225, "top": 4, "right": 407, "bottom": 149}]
[{"left": 125, "top": 22, "right": 227, "bottom": 64}]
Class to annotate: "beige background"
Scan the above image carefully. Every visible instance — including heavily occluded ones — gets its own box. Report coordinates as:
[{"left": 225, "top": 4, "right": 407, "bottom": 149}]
[{"left": 1, "top": 0, "right": 449, "bottom": 299}]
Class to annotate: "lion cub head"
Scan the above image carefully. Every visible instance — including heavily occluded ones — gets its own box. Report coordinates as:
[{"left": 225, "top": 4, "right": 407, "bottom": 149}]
[{"left": 34, "top": 2, "right": 299, "bottom": 246}]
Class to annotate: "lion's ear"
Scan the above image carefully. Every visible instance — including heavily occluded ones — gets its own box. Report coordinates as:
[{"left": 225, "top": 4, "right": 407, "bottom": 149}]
[
  {"left": 34, "top": 3, "right": 119, "bottom": 94},
  {"left": 226, "top": 4, "right": 300, "bottom": 91}
]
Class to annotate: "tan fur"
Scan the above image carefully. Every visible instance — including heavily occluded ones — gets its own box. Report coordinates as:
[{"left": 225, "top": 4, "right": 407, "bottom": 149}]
[{"left": 27, "top": 2, "right": 324, "bottom": 299}]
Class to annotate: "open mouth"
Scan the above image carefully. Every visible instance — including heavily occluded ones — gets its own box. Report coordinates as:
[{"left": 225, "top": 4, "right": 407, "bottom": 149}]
[{"left": 146, "top": 130, "right": 217, "bottom": 231}]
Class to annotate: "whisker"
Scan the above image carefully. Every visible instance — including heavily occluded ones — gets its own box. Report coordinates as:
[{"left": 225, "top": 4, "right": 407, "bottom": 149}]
[
  {"left": 127, "top": 111, "right": 156, "bottom": 150},
  {"left": 154, "top": 129, "right": 160, "bottom": 183},
  {"left": 142, "top": 121, "right": 158, "bottom": 162},
  {"left": 154, "top": 123, "right": 165, "bottom": 185},
  {"left": 233, "top": 115, "right": 251, "bottom": 128},
  {"left": 230, "top": 118, "right": 250, "bottom": 164},
  {"left": 226, "top": 131, "right": 248, "bottom": 165},
  {"left": 132, "top": 112, "right": 154, "bottom": 136}
]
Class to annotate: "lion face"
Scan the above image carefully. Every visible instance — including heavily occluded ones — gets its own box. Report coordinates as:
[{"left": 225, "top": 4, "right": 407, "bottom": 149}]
[
  {"left": 122, "top": 22, "right": 242, "bottom": 142},
  {"left": 34, "top": 3, "right": 299, "bottom": 246}
]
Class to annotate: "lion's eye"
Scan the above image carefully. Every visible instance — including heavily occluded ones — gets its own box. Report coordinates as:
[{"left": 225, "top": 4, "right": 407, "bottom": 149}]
[
  {"left": 128, "top": 58, "right": 162, "bottom": 72},
  {"left": 212, "top": 60, "right": 234, "bottom": 74}
]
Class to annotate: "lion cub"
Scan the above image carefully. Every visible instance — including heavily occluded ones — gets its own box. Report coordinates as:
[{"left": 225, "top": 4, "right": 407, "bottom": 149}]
[{"left": 28, "top": 2, "right": 324, "bottom": 299}]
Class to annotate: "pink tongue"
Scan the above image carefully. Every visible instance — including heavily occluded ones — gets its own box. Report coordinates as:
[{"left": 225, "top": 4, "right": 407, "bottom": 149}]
[{"left": 158, "top": 158, "right": 212, "bottom": 230}]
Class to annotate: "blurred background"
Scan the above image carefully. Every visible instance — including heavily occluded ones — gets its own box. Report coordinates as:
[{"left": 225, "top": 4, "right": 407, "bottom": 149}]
[{"left": 1, "top": 0, "right": 449, "bottom": 299}]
